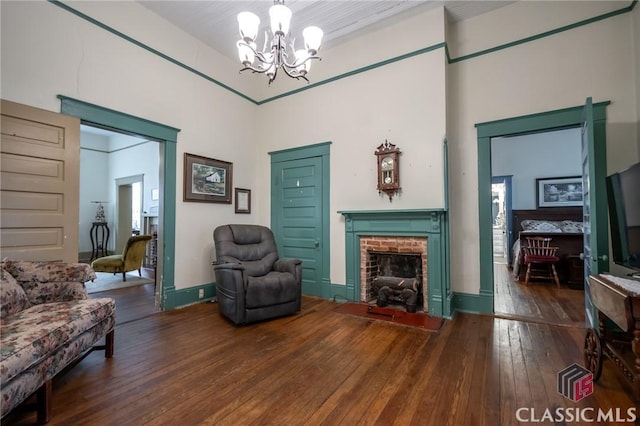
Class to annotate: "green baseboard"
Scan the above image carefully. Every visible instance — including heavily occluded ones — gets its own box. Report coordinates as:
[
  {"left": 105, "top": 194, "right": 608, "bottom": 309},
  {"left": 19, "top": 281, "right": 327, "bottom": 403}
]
[
  {"left": 163, "top": 282, "right": 216, "bottom": 310},
  {"left": 451, "top": 291, "right": 493, "bottom": 314}
]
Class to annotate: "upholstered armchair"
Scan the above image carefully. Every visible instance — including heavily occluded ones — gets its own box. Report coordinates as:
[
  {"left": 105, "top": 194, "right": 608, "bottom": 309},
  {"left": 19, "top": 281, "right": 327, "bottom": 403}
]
[
  {"left": 213, "top": 224, "right": 302, "bottom": 325},
  {"left": 91, "top": 235, "right": 152, "bottom": 281}
]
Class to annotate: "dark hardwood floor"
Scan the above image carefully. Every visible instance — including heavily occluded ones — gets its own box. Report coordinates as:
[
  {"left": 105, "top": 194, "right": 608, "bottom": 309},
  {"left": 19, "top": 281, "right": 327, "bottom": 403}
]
[
  {"left": 89, "top": 267, "right": 158, "bottom": 325},
  {"left": 3, "top": 292, "right": 636, "bottom": 425},
  {"left": 494, "top": 262, "right": 586, "bottom": 328}
]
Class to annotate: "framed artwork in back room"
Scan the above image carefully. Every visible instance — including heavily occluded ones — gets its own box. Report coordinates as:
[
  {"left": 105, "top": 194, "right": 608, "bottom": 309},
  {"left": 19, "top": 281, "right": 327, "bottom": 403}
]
[{"left": 536, "top": 176, "right": 583, "bottom": 208}]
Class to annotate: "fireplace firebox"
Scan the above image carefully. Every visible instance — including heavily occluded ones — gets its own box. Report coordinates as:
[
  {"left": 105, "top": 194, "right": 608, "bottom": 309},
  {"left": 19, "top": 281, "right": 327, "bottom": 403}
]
[{"left": 360, "top": 236, "right": 427, "bottom": 312}]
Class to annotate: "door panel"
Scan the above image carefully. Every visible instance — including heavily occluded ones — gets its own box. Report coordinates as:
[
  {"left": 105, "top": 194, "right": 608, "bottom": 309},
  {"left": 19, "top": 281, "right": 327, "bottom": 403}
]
[
  {"left": 581, "top": 97, "right": 609, "bottom": 328},
  {"left": 272, "top": 157, "right": 323, "bottom": 296},
  {"left": 1, "top": 99, "right": 80, "bottom": 262}
]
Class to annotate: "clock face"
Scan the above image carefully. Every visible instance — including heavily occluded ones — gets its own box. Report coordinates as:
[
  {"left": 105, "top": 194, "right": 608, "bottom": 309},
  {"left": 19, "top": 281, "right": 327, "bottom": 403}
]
[{"left": 381, "top": 156, "right": 394, "bottom": 171}]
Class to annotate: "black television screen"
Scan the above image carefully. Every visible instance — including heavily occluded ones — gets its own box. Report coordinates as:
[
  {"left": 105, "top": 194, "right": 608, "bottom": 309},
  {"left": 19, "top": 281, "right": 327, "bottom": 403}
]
[{"left": 606, "top": 162, "right": 640, "bottom": 272}]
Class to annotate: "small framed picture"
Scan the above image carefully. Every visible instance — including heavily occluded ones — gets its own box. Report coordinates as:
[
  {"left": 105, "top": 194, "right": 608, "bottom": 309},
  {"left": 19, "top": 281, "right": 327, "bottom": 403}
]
[
  {"left": 235, "top": 188, "right": 251, "bottom": 214},
  {"left": 183, "top": 153, "right": 232, "bottom": 204},
  {"left": 536, "top": 176, "right": 583, "bottom": 208}
]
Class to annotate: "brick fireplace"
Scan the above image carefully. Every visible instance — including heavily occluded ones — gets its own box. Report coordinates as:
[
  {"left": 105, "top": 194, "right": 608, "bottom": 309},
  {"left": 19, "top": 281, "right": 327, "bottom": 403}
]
[
  {"left": 360, "top": 236, "right": 428, "bottom": 312},
  {"left": 339, "top": 209, "right": 450, "bottom": 317}
]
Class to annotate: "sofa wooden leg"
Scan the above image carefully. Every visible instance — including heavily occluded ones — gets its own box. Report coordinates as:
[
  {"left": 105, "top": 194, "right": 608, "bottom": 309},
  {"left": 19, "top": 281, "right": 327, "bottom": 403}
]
[
  {"left": 105, "top": 329, "right": 115, "bottom": 358},
  {"left": 36, "top": 379, "right": 52, "bottom": 424}
]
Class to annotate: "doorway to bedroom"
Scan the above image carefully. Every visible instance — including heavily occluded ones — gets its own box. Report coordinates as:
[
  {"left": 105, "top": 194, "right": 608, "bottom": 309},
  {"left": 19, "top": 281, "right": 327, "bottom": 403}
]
[{"left": 491, "top": 128, "right": 585, "bottom": 327}]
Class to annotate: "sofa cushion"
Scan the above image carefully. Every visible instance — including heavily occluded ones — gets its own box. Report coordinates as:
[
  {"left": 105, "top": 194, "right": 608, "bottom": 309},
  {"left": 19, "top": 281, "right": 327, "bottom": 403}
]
[
  {"left": 0, "top": 269, "right": 31, "bottom": 319},
  {"left": 0, "top": 298, "right": 115, "bottom": 385},
  {"left": 21, "top": 281, "right": 88, "bottom": 305}
]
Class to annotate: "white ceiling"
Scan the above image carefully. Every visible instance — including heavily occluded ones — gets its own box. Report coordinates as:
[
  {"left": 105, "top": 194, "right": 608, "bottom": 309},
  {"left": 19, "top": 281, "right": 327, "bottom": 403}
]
[{"left": 138, "top": 1, "right": 514, "bottom": 63}]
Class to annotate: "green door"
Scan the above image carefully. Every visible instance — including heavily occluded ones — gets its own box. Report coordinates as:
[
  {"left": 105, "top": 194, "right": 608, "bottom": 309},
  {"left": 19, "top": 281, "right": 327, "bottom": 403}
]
[
  {"left": 581, "top": 97, "right": 610, "bottom": 328},
  {"left": 271, "top": 156, "right": 325, "bottom": 297}
]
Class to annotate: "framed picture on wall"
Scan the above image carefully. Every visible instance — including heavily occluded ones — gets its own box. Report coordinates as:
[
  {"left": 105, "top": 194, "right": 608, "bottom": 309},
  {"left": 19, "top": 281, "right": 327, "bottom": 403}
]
[
  {"left": 536, "top": 176, "right": 583, "bottom": 208},
  {"left": 183, "top": 153, "right": 232, "bottom": 203},
  {"left": 235, "top": 188, "right": 251, "bottom": 214}
]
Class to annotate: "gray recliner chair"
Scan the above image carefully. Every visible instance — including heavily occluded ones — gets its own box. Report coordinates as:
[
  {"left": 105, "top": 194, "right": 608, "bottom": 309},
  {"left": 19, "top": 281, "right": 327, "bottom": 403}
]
[{"left": 213, "top": 224, "right": 302, "bottom": 325}]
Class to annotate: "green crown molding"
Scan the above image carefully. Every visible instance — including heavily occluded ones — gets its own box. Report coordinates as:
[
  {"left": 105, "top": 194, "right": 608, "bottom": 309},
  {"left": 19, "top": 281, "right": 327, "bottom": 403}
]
[
  {"left": 449, "top": 1, "right": 635, "bottom": 64},
  {"left": 256, "top": 43, "right": 446, "bottom": 105},
  {"left": 49, "top": 1, "right": 636, "bottom": 106},
  {"left": 49, "top": 1, "right": 259, "bottom": 105}
]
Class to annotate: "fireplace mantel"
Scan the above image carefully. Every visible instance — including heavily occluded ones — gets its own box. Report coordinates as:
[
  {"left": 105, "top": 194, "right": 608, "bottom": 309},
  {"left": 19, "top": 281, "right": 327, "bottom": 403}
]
[{"left": 339, "top": 209, "right": 451, "bottom": 317}]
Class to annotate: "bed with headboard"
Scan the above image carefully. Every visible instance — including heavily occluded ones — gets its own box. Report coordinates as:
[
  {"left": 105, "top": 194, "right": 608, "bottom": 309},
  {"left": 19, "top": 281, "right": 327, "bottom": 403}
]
[{"left": 511, "top": 207, "right": 584, "bottom": 285}]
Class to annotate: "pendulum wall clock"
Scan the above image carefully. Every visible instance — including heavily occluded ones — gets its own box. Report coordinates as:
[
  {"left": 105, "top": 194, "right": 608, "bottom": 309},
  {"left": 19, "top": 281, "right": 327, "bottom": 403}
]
[{"left": 375, "top": 139, "right": 401, "bottom": 201}]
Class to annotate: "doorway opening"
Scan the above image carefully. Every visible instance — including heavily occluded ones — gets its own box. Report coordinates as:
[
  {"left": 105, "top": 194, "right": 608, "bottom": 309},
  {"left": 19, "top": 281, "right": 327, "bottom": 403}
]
[
  {"left": 491, "top": 180, "right": 508, "bottom": 264},
  {"left": 115, "top": 175, "right": 144, "bottom": 253},
  {"left": 490, "top": 128, "right": 585, "bottom": 327},
  {"left": 79, "top": 124, "right": 160, "bottom": 319}
]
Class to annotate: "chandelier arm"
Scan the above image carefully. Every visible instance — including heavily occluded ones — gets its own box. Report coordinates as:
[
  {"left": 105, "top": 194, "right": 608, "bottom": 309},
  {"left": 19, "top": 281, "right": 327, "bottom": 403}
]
[
  {"left": 280, "top": 65, "right": 309, "bottom": 83},
  {"left": 281, "top": 54, "right": 321, "bottom": 71}
]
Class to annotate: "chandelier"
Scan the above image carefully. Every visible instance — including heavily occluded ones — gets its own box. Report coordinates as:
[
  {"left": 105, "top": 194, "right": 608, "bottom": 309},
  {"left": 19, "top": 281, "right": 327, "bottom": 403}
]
[{"left": 236, "top": 0, "right": 323, "bottom": 85}]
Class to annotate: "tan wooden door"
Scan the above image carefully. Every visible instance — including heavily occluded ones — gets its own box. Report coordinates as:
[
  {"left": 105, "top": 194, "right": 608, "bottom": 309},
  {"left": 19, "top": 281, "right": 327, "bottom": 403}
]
[{"left": 1, "top": 99, "right": 80, "bottom": 262}]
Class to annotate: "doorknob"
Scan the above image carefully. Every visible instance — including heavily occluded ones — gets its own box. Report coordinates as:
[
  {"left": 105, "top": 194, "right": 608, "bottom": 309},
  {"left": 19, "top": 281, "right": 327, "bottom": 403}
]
[
  {"left": 593, "top": 254, "right": 608, "bottom": 262},
  {"left": 314, "top": 239, "right": 320, "bottom": 248},
  {"left": 579, "top": 253, "right": 585, "bottom": 261}
]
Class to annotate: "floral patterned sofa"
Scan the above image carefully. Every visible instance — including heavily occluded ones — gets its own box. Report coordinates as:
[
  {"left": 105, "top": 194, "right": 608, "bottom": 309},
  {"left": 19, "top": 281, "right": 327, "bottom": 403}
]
[{"left": 0, "top": 260, "right": 116, "bottom": 423}]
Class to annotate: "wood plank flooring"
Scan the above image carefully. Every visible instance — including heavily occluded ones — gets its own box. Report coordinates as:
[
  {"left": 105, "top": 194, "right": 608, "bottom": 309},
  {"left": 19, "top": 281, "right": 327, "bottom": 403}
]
[
  {"left": 493, "top": 262, "right": 585, "bottom": 328},
  {"left": 3, "top": 295, "right": 636, "bottom": 425}
]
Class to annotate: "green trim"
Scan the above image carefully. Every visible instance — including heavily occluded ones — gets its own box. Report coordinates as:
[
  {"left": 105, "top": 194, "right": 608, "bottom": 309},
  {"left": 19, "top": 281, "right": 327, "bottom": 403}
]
[
  {"left": 50, "top": 0, "right": 635, "bottom": 105},
  {"left": 268, "top": 141, "right": 332, "bottom": 161},
  {"left": 270, "top": 142, "right": 332, "bottom": 299},
  {"left": 475, "top": 101, "right": 610, "bottom": 137},
  {"left": 59, "top": 96, "right": 180, "bottom": 142},
  {"left": 330, "top": 283, "right": 349, "bottom": 302},
  {"left": 475, "top": 101, "right": 610, "bottom": 315},
  {"left": 49, "top": 1, "right": 259, "bottom": 105},
  {"left": 451, "top": 291, "right": 493, "bottom": 315},
  {"left": 450, "top": 3, "right": 634, "bottom": 64},
  {"left": 58, "top": 95, "right": 179, "bottom": 311},
  {"left": 256, "top": 43, "right": 446, "bottom": 105},
  {"left": 163, "top": 283, "right": 216, "bottom": 310}
]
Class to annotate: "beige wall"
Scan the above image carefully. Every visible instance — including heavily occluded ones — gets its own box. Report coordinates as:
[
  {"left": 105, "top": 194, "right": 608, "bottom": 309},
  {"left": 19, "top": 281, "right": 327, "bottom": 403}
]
[
  {"left": 255, "top": 7, "right": 448, "bottom": 284},
  {"left": 1, "top": 1, "right": 259, "bottom": 289},
  {"left": 2, "top": 1, "right": 638, "bottom": 298},
  {"left": 446, "top": 1, "right": 639, "bottom": 294}
]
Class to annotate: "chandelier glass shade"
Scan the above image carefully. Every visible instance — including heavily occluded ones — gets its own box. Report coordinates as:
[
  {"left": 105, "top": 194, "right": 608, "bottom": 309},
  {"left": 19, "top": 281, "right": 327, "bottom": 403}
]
[{"left": 236, "top": 1, "right": 323, "bottom": 85}]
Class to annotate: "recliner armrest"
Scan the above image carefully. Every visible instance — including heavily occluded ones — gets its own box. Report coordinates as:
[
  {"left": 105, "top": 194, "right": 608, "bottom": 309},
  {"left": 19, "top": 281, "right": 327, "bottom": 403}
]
[
  {"left": 273, "top": 258, "right": 302, "bottom": 276},
  {"left": 213, "top": 261, "right": 246, "bottom": 271}
]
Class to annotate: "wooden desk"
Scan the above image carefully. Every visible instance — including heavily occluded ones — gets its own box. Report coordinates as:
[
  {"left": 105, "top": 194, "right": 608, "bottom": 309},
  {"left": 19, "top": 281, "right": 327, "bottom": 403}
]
[{"left": 586, "top": 274, "right": 640, "bottom": 399}]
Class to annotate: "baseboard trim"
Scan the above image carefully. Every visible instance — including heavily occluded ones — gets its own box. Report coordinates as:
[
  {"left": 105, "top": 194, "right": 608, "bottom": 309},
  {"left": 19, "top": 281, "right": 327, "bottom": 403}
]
[
  {"left": 163, "top": 283, "right": 216, "bottom": 310},
  {"left": 451, "top": 291, "right": 493, "bottom": 315}
]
